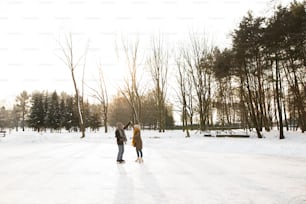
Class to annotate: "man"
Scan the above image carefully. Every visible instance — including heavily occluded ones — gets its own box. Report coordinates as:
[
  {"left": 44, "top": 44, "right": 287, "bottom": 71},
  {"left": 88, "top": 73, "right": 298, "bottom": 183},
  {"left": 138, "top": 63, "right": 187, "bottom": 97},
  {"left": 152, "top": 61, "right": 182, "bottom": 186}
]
[{"left": 115, "top": 121, "right": 131, "bottom": 163}]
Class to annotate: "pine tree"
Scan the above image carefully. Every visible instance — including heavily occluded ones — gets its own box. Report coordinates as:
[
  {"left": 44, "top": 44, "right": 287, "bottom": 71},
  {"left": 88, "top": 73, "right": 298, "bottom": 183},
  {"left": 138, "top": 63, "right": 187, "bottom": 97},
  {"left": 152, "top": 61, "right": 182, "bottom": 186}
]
[
  {"left": 48, "top": 91, "right": 61, "bottom": 131},
  {"left": 64, "top": 96, "right": 74, "bottom": 131},
  {"left": 59, "top": 98, "right": 66, "bottom": 130},
  {"left": 28, "top": 93, "right": 45, "bottom": 132}
]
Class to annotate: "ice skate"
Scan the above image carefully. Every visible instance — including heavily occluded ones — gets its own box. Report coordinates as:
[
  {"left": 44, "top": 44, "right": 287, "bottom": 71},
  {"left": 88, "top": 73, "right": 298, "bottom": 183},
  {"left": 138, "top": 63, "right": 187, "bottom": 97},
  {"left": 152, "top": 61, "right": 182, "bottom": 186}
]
[{"left": 117, "top": 159, "right": 125, "bottom": 164}]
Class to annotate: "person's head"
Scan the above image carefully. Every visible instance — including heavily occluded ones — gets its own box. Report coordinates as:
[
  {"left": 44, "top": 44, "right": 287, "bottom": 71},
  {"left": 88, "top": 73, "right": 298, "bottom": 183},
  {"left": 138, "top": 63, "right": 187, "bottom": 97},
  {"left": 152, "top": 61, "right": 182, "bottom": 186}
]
[
  {"left": 134, "top": 124, "right": 140, "bottom": 131},
  {"left": 116, "top": 122, "right": 123, "bottom": 129},
  {"left": 133, "top": 124, "right": 140, "bottom": 135}
]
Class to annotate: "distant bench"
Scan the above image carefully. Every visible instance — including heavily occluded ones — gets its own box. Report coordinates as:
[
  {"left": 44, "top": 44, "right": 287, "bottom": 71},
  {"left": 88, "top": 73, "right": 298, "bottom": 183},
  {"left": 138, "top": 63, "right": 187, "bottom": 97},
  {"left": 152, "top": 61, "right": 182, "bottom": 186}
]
[
  {"left": 203, "top": 130, "right": 250, "bottom": 138},
  {"left": 203, "top": 132, "right": 212, "bottom": 137},
  {"left": 0, "top": 130, "right": 6, "bottom": 137},
  {"left": 215, "top": 130, "right": 250, "bottom": 138},
  {"left": 216, "top": 134, "right": 249, "bottom": 138}
]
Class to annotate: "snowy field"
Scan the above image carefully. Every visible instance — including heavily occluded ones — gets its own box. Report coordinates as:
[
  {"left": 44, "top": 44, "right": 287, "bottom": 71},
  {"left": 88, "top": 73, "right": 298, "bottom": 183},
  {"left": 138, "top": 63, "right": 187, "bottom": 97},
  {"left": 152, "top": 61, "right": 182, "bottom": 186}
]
[{"left": 0, "top": 129, "right": 306, "bottom": 204}]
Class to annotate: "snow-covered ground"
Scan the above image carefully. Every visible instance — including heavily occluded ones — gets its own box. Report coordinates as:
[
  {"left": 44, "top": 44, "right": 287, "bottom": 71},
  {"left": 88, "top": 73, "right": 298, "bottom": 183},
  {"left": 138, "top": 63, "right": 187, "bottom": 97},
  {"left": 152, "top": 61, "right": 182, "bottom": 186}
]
[{"left": 0, "top": 129, "right": 306, "bottom": 204}]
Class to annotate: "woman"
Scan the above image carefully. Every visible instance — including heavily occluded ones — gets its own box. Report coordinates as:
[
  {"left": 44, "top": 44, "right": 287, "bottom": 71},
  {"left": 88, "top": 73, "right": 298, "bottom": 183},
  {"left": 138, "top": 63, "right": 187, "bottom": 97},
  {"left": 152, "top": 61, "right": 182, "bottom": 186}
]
[{"left": 132, "top": 124, "right": 143, "bottom": 163}]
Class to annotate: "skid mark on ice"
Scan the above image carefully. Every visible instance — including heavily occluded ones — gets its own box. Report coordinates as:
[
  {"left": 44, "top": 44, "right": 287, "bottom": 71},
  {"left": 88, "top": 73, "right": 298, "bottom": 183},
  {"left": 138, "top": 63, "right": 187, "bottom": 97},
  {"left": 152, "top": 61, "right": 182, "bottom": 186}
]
[
  {"left": 0, "top": 143, "right": 76, "bottom": 189},
  {"left": 161, "top": 149, "right": 306, "bottom": 204},
  {"left": 0, "top": 143, "right": 112, "bottom": 203},
  {"left": 107, "top": 145, "right": 169, "bottom": 204},
  {"left": 0, "top": 143, "right": 71, "bottom": 164},
  {"left": 114, "top": 164, "right": 135, "bottom": 204},
  {"left": 138, "top": 147, "right": 202, "bottom": 204},
  {"left": 154, "top": 149, "right": 227, "bottom": 204},
  {"left": 138, "top": 165, "right": 169, "bottom": 204},
  {"left": 155, "top": 149, "right": 269, "bottom": 204}
]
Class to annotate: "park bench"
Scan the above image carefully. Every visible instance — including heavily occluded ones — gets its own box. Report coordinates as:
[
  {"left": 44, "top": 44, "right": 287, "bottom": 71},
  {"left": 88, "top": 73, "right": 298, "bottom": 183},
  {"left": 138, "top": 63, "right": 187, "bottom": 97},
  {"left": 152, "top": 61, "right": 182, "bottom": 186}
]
[
  {"left": 203, "top": 131, "right": 212, "bottom": 137},
  {"left": 216, "top": 134, "right": 249, "bottom": 138},
  {"left": 0, "top": 130, "right": 6, "bottom": 137},
  {"left": 216, "top": 130, "right": 249, "bottom": 138}
]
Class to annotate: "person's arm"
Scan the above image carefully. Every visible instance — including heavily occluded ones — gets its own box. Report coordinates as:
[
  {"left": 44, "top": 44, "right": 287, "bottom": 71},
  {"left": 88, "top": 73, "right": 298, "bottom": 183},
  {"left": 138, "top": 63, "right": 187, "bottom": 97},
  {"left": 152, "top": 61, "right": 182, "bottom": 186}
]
[
  {"left": 123, "top": 121, "right": 132, "bottom": 129},
  {"left": 115, "top": 129, "right": 120, "bottom": 138}
]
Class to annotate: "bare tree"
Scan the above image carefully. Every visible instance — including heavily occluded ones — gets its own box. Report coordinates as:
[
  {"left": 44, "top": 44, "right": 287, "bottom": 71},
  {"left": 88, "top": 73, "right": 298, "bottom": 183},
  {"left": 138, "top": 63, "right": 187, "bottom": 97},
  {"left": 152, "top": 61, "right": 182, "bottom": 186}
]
[
  {"left": 175, "top": 50, "right": 195, "bottom": 137},
  {"left": 58, "top": 33, "right": 87, "bottom": 138},
  {"left": 118, "top": 38, "right": 143, "bottom": 124},
  {"left": 108, "top": 94, "right": 132, "bottom": 126},
  {"left": 89, "top": 62, "right": 109, "bottom": 133},
  {"left": 175, "top": 52, "right": 187, "bottom": 132},
  {"left": 182, "top": 33, "right": 213, "bottom": 131},
  {"left": 147, "top": 35, "right": 168, "bottom": 132},
  {"left": 15, "top": 90, "right": 30, "bottom": 131},
  {"left": 283, "top": 60, "right": 306, "bottom": 132}
]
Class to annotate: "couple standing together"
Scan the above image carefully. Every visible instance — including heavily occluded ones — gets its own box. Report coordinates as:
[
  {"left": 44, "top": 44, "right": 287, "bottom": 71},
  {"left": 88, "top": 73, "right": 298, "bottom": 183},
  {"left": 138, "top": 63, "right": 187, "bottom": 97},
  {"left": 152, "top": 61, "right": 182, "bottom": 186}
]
[{"left": 115, "top": 121, "right": 143, "bottom": 164}]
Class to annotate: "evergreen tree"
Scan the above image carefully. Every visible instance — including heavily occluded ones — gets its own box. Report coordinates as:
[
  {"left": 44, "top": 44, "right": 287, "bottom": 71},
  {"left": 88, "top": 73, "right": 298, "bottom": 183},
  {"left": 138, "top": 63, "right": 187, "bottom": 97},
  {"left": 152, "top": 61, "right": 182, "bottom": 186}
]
[
  {"left": 43, "top": 92, "right": 49, "bottom": 129},
  {"left": 165, "top": 104, "right": 175, "bottom": 129},
  {"left": 232, "top": 12, "right": 265, "bottom": 138},
  {"left": 64, "top": 96, "right": 74, "bottom": 131},
  {"left": 59, "top": 98, "right": 66, "bottom": 129},
  {"left": 88, "top": 104, "right": 102, "bottom": 131},
  {"left": 28, "top": 93, "right": 45, "bottom": 132},
  {"left": 48, "top": 91, "right": 61, "bottom": 131},
  {"left": 141, "top": 90, "right": 158, "bottom": 129},
  {"left": 0, "top": 106, "right": 7, "bottom": 130}
]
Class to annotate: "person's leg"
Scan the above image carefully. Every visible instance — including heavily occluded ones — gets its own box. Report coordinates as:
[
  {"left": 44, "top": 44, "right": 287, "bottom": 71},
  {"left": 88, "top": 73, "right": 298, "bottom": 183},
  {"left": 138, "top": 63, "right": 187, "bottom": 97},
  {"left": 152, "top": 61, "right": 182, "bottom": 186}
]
[
  {"left": 121, "top": 145, "right": 125, "bottom": 161},
  {"left": 139, "top": 149, "right": 143, "bottom": 158},
  {"left": 135, "top": 149, "right": 140, "bottom": 162},
  {"left": 136, "top": 149, "right": 140, "bottom": 157},
  {"left": 138, "top": 149, "right": 143, "bottom": 162},
  {"left": 118, "top": 145, "right": 124, "bottom": 161},
  {"left": 117, "top": 145, "right": 121, "bottom": 161}
]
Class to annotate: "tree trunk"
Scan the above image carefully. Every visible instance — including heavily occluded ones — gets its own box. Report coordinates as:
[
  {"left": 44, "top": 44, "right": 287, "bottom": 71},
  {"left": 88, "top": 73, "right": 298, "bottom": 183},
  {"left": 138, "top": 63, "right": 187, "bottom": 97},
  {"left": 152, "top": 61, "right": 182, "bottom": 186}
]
[
  {"left": 71, "top": 70, "right": 85, "bottom": 139},
  {"left": 275, "top": 58, "right": 285, "bottom": 139},
  {"left": 243, "top": 62, "right": 262, "bottom": 138},
  {"left": 22, "top": 110, "right": 25, "bottom": 131},
  {"left": 104, "top": 114, "right": 108, "bottom": 133},
  {"left": 293, "top": 71, "right": 306, "bottom": 132}
]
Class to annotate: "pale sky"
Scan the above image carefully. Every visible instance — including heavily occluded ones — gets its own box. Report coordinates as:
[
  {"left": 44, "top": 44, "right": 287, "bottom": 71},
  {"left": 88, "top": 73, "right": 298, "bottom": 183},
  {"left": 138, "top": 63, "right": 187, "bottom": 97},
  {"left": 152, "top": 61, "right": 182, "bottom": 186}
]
[{"left": 0, "top": 0, "right": 292, "bottom": 108}]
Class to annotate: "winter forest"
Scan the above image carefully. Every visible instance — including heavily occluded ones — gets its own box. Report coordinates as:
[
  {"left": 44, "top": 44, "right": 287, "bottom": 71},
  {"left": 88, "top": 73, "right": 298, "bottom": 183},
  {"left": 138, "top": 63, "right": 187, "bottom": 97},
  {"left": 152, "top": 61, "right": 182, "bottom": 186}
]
[{"left": 0, "top": 1, "right": 305, "bottom": 139}]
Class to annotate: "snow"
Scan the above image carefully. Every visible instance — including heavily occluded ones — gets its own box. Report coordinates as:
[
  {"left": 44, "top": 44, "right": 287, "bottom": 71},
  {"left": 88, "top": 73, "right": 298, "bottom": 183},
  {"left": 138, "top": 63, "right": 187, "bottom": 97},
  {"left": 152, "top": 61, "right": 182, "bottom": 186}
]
[{"left": 0, "top": 129, "right": 306, "bottom": 204}]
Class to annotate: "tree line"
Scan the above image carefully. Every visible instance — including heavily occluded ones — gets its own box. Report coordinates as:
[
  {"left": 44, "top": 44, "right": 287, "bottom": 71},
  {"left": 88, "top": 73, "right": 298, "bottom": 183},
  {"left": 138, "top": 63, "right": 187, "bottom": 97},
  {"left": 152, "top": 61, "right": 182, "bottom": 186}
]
[
  {"left": 219, "top": 1, "right": 305, "bottom": 139},
  {"left": 175, "top": 1, "right": 305, "bottom": 139},
  {"left": 0, "top": 91, "right": 101, "bottom": 132},
  {"left": 0, "top": 90, "right": 175, "bottom": 132}
]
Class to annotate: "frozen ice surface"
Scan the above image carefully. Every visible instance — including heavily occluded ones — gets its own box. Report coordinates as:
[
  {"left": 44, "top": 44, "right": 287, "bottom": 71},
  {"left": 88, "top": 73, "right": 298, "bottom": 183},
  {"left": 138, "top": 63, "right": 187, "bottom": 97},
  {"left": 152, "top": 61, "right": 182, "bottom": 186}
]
[{"left": 0, "top": 130, "right": 306, "bottom": 204}]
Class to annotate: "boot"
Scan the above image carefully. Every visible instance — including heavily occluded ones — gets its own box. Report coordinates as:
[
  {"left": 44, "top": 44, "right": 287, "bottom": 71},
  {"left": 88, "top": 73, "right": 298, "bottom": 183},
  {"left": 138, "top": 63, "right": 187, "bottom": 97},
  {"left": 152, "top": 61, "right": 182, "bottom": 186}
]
[
  {"left": 135, "top": 157, "right": 140, "bottom": 162},
  {"left": 139, "top": 157, "right": 143, "bottom": 163}
]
